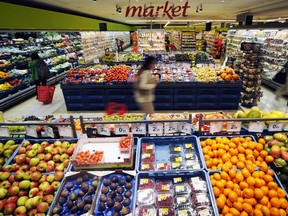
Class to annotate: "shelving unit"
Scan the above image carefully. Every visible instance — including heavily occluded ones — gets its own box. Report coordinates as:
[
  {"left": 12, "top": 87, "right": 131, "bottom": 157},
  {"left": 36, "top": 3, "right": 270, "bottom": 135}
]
[
  {"left": 170, "top": 31, "right": 181, "bottom": 50},
  {"left": 181, "top": 30, "right": 196, "bottom": 51},
  {"left": 137, "top": 29, "right": 165, "bottom": 52}
]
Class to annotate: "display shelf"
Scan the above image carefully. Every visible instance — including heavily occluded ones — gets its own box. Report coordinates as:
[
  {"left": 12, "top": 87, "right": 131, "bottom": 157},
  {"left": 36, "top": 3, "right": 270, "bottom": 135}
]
[
  {"left": 181, "top": 31, "right": 196, "bottom": 51},
  {"left": 137, "top": 29, "right": 165, "bottom": 52}
]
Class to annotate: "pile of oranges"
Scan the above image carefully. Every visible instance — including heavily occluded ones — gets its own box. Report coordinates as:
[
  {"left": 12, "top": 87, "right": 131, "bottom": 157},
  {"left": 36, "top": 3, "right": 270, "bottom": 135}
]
[
  {"left": 201, "top": 136, "right": 274, "bottom": 171},
  {"left": 211, "top": 168, "right": 288, "bottom": 216}
]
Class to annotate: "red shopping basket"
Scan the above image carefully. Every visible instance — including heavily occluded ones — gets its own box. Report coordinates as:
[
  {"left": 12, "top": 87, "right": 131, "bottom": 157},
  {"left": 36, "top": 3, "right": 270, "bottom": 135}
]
[
  {"left": 37, "top": 86, "right": 56, "bottom": 104},
  {"left": 105, "top": 102, "right": 127, "bottom": 115}
]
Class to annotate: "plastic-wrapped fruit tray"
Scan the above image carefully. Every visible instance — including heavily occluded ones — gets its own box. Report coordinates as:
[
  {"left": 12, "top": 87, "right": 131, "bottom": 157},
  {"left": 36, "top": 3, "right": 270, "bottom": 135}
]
[
  {"left": 92, "top": 171, "right": 135, "bottom": 216},
  {"left": 71, "top": 134, "right": 134, "bottom": 170},
  {"left": 133, "top": 170, "right": 217, "bottom": 216},
  {"left": 47, "top": 170, "right": 100, "bottom": 216},
  {"left": 137, "top": 136, "right": 205, "bottom": 172}
]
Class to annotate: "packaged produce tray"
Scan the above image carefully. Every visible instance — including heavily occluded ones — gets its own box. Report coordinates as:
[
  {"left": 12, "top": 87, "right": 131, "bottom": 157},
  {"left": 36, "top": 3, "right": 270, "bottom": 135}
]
[
  {"left": 4, "top": 138, "right": 77, "bottom": 173},
  {"left": 137, "top": 136, "right": 205, "bottom": 172},
  {"left": 134, "top": 170, "right": 217, "bottom": 216},
  {"left": 71, "top": 134, "right": 135, "bottom": 170},
  {"left": 48, "top": 170, "right": 100, "bottom": 216},
  {"left": 92, "top": 170, "right": 135, "bottom": 216}
]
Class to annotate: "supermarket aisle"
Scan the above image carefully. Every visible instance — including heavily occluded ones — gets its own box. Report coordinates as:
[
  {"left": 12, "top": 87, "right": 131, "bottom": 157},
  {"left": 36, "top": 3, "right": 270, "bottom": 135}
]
[{"left": 2, "top": 84, "right": 288, "bottom": 120}]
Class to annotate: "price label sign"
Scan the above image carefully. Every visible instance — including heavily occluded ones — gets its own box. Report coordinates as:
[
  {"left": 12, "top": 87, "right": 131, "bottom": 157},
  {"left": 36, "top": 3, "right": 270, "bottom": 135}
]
[
  {"left": 44, "top": 126, "right": 54, "bottom": 138},
  {"left": 148, "top": 123, "right": 163, "bottom": 135},
  {"left": 114, "top": 125, "right": 129, "bottom": 135},
  {"left": 164, "top": 123, "right": 178, "bottom": 134},
  {"left": 268, "top": 122, "right": 283, "bottom": 132},
  {"left": 283, "top": 123, "right": 288, "bottom": 131},
  {"left": 209, "top": 122, "right": 223, "bottom": 133},
  {"left": 58, "top": 126, "right": 73, "bottom": 138},
  {"left": 178, "top": 123, "right": 192, "bottom": 134},
  {"left": 132, "top": 123, "right": 146, "bottom": 135},
  {"left": 0, "top": 127, "right": 10, "bottom": 137},
  {"left": 97, "top": 125, "right": 111, "bottom": 136},
  {"left": 227, "top": 121, "right": 242, "bottom": 132},
  {"left": 93, "top": 58, "right": 99, "bottom": 64},
  {"left": 25, "top": 126, "right": 38, "bottom": 138},
  {"left": 248, "top": 122, "right": 264, "bottom": 133}
]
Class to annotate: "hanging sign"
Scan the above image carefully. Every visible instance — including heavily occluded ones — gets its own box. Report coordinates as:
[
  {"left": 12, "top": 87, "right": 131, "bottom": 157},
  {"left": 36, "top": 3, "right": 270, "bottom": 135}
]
[
  {"left": 44, "top": 126, "right": 54, "bottom": 138},
  {"left": 283, "top": 123, "right": 288, "bottom": 131}
]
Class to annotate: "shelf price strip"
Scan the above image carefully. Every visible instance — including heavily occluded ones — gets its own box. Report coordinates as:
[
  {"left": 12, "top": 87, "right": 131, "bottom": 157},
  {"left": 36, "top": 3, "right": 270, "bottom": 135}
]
[
  {"left": 248, "top": 122, "right": 265, "bottom": 133},
  {"left": 132, "top": 123, "right": 146, "bottom": 135},
  {"left": 0, "top": 127, "right": 10, "bottom": 137},
  {"left": 178, "top": 122, "right": 192, "bottom": 134},
  {"left": 114, "top": 124, "right": 129, "bottom": 135},
  {"left": 97, "top": 125, "right": 111, "bottom": 136},
  {"left": 226, "top": 121, "right": 242, "bottom": 132},
  {"left": 148, "top": 123, "right": 163, "bottom": 135},
  {"left": 164, "top": 122, "right": 178, "bottom": 134}
]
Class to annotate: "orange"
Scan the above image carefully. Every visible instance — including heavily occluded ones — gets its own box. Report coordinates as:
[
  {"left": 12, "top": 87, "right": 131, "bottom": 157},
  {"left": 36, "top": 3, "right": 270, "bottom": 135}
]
[
  {"left": 244, "top": 198, "right": 257, "bottom": 206},
  {"left": 268, "top": 190, "right": 278, "bottom": 199},
  {"left": 233, "top": 202, "right": 243, "bottom": 212},
  {"left": 266, "top": 169, "right": 274, "bottom": 176},
  {"left": 257, "top": 156, "right": 264, "bottom": 162},
  {"left": 260, "top": 186, "right": 269, "bottom": 196},
  {"left": 255, "top": 204, "right": 262, "bottom": 209},
  {"left": 259, "top": 162, "right": 269, "bottom": 173},
  {"left": 265, "top": 155, "right": 274, "bottom": 163},
  {"left": 260, "top": 150, "right": 268, "bottom": 158},
  {"left": 268, "top": 182, "right": 278, "bottom": 191},
  {"left": 226, "top": 199, "right": 233, "bottom": 207},
  {"left": 247, "top": 176, "right": 256, "bottom": 187},
  {"left": 229, "top": 148, "right": 238, "bottom": 156},
  {"left": 258, "top": 171, "right": 265, "bottom": 178},
  {"left": 216, "top": 197, "right": 226, "bottom": 209},
  {"left": 253, "top": 149, "right": 260, "bottom": 157},
  {"left": 234, "top": 187, "right": 242, "bottom": 197},
  {"left": 236, "top": 161, "right": 245, "bottom": 169},
  {"left": 206, "top": 160, "right": 213, "bottom": 168},
  {"left": 241, "top": 168, "right": 251, "bottom": 178},
  {"left": 270, "top": 207, "right": 280, "bottom": 216},
  {"left": 277, "top": 188, "right": 286, "bottom": 198},
  {"left": 243, "top": 188, "right": 254, "bottom": 199},
  {"left": 231, "top": 137, "right": 240, "bottom": 145},
  {"left": 238, "top": 146, "right": 246, "bottom": 154},
  {"left": 260, "top": 205, "right": 270, "bottom": 216},
  {"left": 252, "top": 171, "right": 260, "bottom": 178},
  {"left": 212, "top": 158, "right": 219, "bottom": 166},
  {"left": 214, "top": 173, "right": 221, "bottom": 180},
  {"left": 218, "top": 149, "right": 226, "bottom": 157},
  {"left": 255, "top": 178, "right": 264, "bottom": 188},
  {"left": 270, "top": 197, "right": 281, "bottom": 208},
  {"left": 260, "top": 196, "right": 269, "bottom": 205},
  {"left": 221, "top": 171, "right": 229, "bottom": 180},
  {"left": 254, "top": 188, "right": 264, "bottom": 199},
  {"left": 222, "top": 153, "right": 231, "bottom": 162},
  {"left": 229, "top": 142, "right": 237, "bottom": 149},
  {"left": 213, "top": 150, "right": 219, "bottom": 158},
  {"left": 247, "top": 164, "right": 256, "bottom": 173},
  {"left": 229, "top": 170, "right": 236, "bottom": 179},
  {"left": 254, "top": 209, "right": 264, "bottom": 216},
  {"left": 211, "top": 178, "right": 216, "bottom": 187},
  {"left": 279, "top": 209, "right": 286, "bottom": 216},
  {"left": 204, "top": 155, "right": 210, "bottom": 160},
  {"left": 200, "top": 141, "right": 206, "bottom": 147},
  {"left": 229, "top": 191, "right": 238, "bottom": 202},
  {"left": 248, "top": 141, "right": 256, "bottom": 150},
  {"left": 239, "top": 182, "right": 249, "bottom": 190},
  {"left": 256, "top": 143, "right": 264, "bottom": 151},
  {"left": 224, "top": 188, "right": 232, "bottom": 197},
  {"left": 263, "top": 174, "right": 273, "bottom": 183},
  {"left": 242, "top": 203, "right": 253, "bottom": 214},
  {"left": 235, "top": 172, "right": 244, "bottom": 183},
  {"left": 230, "top": 156, "right": 238, "bottom": 165},
  {"left": 208, "top": 151, "right": 214, "bottom": 158},
  {"left": 240, "top": 212, "right": 249, "bottom": 216},
  {"left": 222, "top": 164, "right": 230, "bottom": 172},
  {"left": 222, "top": 205, "right": 230, "bottom": 214},
  {"left": 213, "top": 187, "right": 221, "bottom": 197},
  {"left": 216, "top": 181, "right": 225, "bottom": 190},
  {"left": 226, "top": 181, "right": 234, "bottom": 190},
  {"left": 258, "top": 138, "right": 266, "bottom": 145},
  {"left": 229, "top": 207, "right": 241, "bottom": 216},
  {"left": 245, "top": 136, "right": 253, "bottom": 142}
]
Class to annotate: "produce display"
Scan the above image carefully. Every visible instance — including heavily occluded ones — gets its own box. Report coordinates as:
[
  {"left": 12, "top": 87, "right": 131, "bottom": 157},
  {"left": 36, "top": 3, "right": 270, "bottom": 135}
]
[
  {"left": 49, "top": 172, "right": 99, "bottom": 215},
  {"left": 104, "top": 65, "right": 130, "bottom": 83},
  {"left": 102, "top": 52, "right": 143, "bottom": 63},
  {"left": 102, "top": 114, "right": 143, "bottom": 121},
  {"left": 218, "top": 67, "right": 240, "bottom": 81},
  {"left": 94, "top": 172, "right": 134, "bottom": 215},
  {"left": 146, "top": 114, "right": 186, "bottom": 120},
  {"left": 193, "top": 112, "right": 232, "bottom": 131},
  {"left": 0, "top": 139, "right": 21, "bottom": 167},
  {"left": 135, "top": 171, "right": 215, "bottom": 216},
  {"left": 193, "top": 67, "right": 218, "bottom": 82}
]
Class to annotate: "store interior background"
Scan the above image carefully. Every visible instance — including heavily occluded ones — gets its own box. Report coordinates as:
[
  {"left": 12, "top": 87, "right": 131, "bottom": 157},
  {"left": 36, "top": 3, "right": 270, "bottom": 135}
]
[{"left": 0, "top": 0, "right": 288, "bottom": 120}]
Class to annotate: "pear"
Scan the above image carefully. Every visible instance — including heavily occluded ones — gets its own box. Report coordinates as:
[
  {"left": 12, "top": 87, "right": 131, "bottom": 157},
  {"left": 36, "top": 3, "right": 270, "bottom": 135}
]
[
  {"left": 9, "top": 145, "right": 19, "bottom": 151},
  {"left": 274, "top": 133, "right": 287, "bottom": 142},
  {"left": 281, "top": 151, "right": 288, "bottom": 162},
  {"left": 275, "top": 158, "right": 287, "bottom": 167},
  {"left": 3, "top": 150, "right": 13, "bottom": 158}
]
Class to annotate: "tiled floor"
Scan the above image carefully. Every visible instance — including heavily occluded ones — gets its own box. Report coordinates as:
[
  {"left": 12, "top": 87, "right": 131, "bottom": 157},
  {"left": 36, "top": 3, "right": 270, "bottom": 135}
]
[{"left": 2, "top": 84, "right": 287, "bottom": 120}]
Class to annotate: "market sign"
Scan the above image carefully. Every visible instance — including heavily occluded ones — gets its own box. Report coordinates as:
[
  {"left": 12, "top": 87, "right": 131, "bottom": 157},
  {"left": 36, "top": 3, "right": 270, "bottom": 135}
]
[{"left": 125, "top": 1, "right": 191, "bottom": 19}]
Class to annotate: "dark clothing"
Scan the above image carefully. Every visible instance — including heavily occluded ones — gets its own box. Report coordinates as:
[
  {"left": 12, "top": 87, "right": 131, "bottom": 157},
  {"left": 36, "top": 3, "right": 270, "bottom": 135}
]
[{"left": 165, "top": 39, "right": 170, "bottom": 52}]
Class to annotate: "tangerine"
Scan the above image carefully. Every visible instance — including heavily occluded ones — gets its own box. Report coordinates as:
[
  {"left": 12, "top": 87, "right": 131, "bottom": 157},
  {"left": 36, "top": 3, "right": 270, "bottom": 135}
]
[
  {"left": 268, "top": 190, "right": 278, "bottom": 198},
  {"left": 277, "top": 188, "right": 286, "bottom": 198},
  {"left": 229, "top": 191, "right": 238, "bottom": 202},
  {"left": 216, "top": 197, "right": 226, "bottom": 209},
  {"left": 244, "top": 198, "right": 257, "bottom": 206},
  {"left": 233, "top": 202, "right": 243, "bottom": 211},
  {"left": 258, "top": 138, "right": 266, "bottom": 145},
  {"left": 226, "top": 181, "right": 234, "bottom": 189},
  {"left": 270, "top": 197, "right": 281, "bottom": 208},
  {"left": 221, "top": 171, "right": 229, "bottom": 180},
  {"left": 256, "top": 143, "right": 264, "bottom": 151},
  {"left": 265, "top": 155, "right": 274, "bottom": 163},
  {"left": 237, "top": 161, "right": 245, "bottom": 169},
  {"left": 213, "top": 187, "right": 221, "bottom": 197},
  {"left": 239, "top": 182, "right": 249, "bottom": 190},
  {"left": 242, "top": 168, "right": 251, "bottom": 178},
  {"left": 254, "top": 209, "right": 264, "bottom": 216},
  {"left": 229, "top": 207, "right": 241, "bottom": 216},
  {"left": 235, "top": 172, "right": 244, "bottom": 183},
  {"left": 260, "top": 150, "right": 268, "bottom": 158},
  {"left": 260, "top": 205, "right": 270, "bottom": 216},
  {"left": 270, "top": 207, "right": 280, "bottom": 216},
  {"left": 259, "top": 163, "right": 269, "bottom": 173},
  {"left": 268, "top": 182, "right": 278, "bottom": 190},
  {"left": 243, "top": 188, "right": 254, "bottom": 199},
  {"left": 247, "top": 176, "right": 256, "bottom": 186},
  {"left": 224, "top": 188, "right": 232, "bottom": 196},
  {"left": 242, "top": 203, "right": 253, "bottom": 214},
  {"left": 263, "top": 174, "right": 273, "bottom": 183},
  {"left": 229, "top": 170, "right": 236, "bottom": 179},
  {"left": 240, "top": 212, "right": 249, "bottom": 216},
  {"left": 214, "top": 173, "right": 221, "bottom": 180},
  {"left": 266, "top": 169, "right": 274, "bottom": 176},
  {"left": 254, "top": 188, "right": 264, "bottom": 199},
  {"left": 279, "top": 209, "right": 286, "bottom": 216},
  {"left": 222, "top": 205, "right": 230, "bottom": 214},
  {"left": 259, "top": 196, "right": 269, "bottom": 205},
  {"left": 238, "top": 146, "right": 246, "bottom": 154}
]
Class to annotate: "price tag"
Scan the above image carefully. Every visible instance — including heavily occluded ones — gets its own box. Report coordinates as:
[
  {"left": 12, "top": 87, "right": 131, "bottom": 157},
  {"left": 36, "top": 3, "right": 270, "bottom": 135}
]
[
  {"left": 93, "top": 58, "right": 99, "bottom": 64},
  {"left": 148, "top": 123, "right": 163, "bottom": 135},
  {"left": 0, "top": 127, "right": 10, "bottom": 137},
  {"left": 283, "top": 123, "right": 288, "bottom": 131},
  {"left": 97, "top": 125, "right": 111, "bottom": 136},
  {"left": 58, "top": 126, "right": 73, "bottom": 137},
  {"left": 209, "top": 122, "right": 223, "bottom": 133},
  {"left": 227, "top": 121, "right": 242, "bottom": 132},
  {"left": 178, "top": 123, "right": 192, "bottom": 134},
  {"left": 268, "top": 122, "right": 283, "bottom": 132},
  {"left": 248, "top": 122, "right": 264, "bottom": 133},
  {"left": 25, "top": 126, "right": 38, "bottom": 138},
  {"left": 114, "top": 125, "right": 129, "bottom": 135},
  {"left": 132, "top": 123, "right": 146, "bottom": 135},
  {"left": 164, "top": 123, "right": 177, "bottom": 134},
  {"left": 44, "top": 126, "right": 54, "bottom": 138}
]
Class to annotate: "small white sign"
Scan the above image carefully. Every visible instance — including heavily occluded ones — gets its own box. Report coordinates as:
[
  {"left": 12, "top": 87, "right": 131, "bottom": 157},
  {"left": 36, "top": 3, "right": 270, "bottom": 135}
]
[
  {"left": 268, "top": 122, "right": 284, "bottom": 132},
  {"left": 283, "top": 123, "right": 288, "bottom": 131},
  {"left": 164, "top": 123, "right": 178, "bottom": 134},
  {"left": 148, "top": 123, "right": 163, "bottom": 135},
  {"left": 178, "top": 123, "right": 192, "bottom": 134},
  {"left": 93, "top": 58, "right": 99, "bottom": 64},
  {"left": 25, "top": 126, "right": 38, "bottom": 138},
  {"left": 58, "top": 126, "right": 73, "bottom": 137},
  {"left": 248, "top": 122, "right": 264, "bottom": 133},
  {"left": 114, "top": 125, "right": 129, "bottom": 135},
  {"left": 132, "top": 123, "right": 146, "bottom": 135},
  {"left": 209, "top": 122, "right": 223, "bottom": 133},
  {"left": 44, "top": 126, "right": 54, "bottom": 138},
  {"left": 227, "top": 121, "right": 242, "bottom": 132},
  {"left": 97, "top": 125, "right": 111, "bottom": 136},
  {"left": 0, "top": 127, "right": 10, "bottom": 137}
]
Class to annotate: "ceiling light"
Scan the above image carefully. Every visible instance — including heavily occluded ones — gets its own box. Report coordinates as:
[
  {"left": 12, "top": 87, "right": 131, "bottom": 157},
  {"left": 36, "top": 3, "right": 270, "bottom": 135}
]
[
  {"left": 116, "top": 5, "right": 122, "bottom": 14},
  {"left": 199, "top": 4, "right": 203, "bottom": 12},
  {"left": 220, "top": 0, "right": 224, "bottom": 2},
  {"left": 164, "top": 21, "right": 170, "bottom": 27},
  {"left": 196, "top": 6, "right": 198, "bottom": 13}
]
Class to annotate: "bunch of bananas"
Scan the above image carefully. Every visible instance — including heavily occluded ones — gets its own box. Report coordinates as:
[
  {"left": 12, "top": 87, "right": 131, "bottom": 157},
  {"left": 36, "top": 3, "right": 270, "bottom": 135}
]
[
  {"left": 0, "top": 82, "right": 13, "bottom": 91},
  {"left": 0, "top": 71, "right": 9, "bottom": 79}
]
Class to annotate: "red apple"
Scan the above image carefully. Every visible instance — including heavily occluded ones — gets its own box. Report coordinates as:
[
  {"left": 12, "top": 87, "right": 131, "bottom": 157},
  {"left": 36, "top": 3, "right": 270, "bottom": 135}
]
[
  {"left": 30, "top": 182, "right": 38, "bottom": 189},
  {"left": 63, "top": 159, "right": 70, "bottom": 168},
  {"left": 46, "top": 175, "right": 55, "bottom": 183},
  {"left": 40, "top": 141, "right": 49, "bottom": 147},
  {"left": 18, "top": 147, "right": 26, "bottom": 154},
  {"left": 43, "top": 194, "right": 54, "bottom": 204},
  {"left": 54, "top": 171, "right": 64, "bottom": 181},
  {"left": 31, "top": 196, "right": 42, "bottom": 208},
  {"left": 7, "top": 195, "right": 18, "bottom": 203},
  {"left": 0, "top": 180, "right": 11, "bottom": 189},
  {"left": 53, "top": 154, "right": 61, "bottom": 162},
  {"left": 8, "top": 185, "right": 20, "bottom": 196},
  {"left": 43, "top": 153, "right": 52, "bottom": 161},
  {"left": 66, "top": 147, "right": 74, "bottom": 156},
  {"left": 18, "top": 190, "right": 29, "bottom": 197},
  {"left": 8, "top": 174, "right": 15, "bottom": 183},
  {"left": 47, "top": 160, "right": 55, "bottom": 167},
  {"left": 36, "top": 202, "right": 49, "bottom": 213},
  {"left": 22, "top": 140, "right": 30, "bottom": 147},
  {"left": 38, "top": 175, "right": 47, "bottom": 184},
  {"left": 4, "top": 202, "right": 16, "bottom": 214},
  {"left": 50, "top": 148, "right": 59, "bottom": 155},
  {"left": 36, "top": 162, "right": 47, "bottom": 172},
  {"left": 20, "top": 164, "right": 29, "bottom": 172},
  {"left": 23, "top": 171, "right": 33, "bottom": 180},
  {"left": 17, "top": 196, "right": 28, "bottom": 206},
  {"left": 15, "top": 154, "right": 26, "bottom": 164},
  {"left": 36, "top": 191, "right": 44, "bottom": 197},
  {"left": 30, "top": 171, "right": 41, "bottom": 182},
  {"left": 51, "top": 181, "right": 61, "bottom": 190},
  {"left": 0, "top": 199, "right": 7, "bottom": 211},
  {"left": 29, "top": 167, "right": 37, "bottom": 172},
  {"left": 11, "top": 164, "right": 21, "bottom": 172},
  {"left": 28, "top": 188, "right": 39, "bottom": 198},
  {"left": 14, "top": 205, "right": 27, "bottom": 214},
  {"left": 15, "top": 170, "right": 24, "bottom": 180},
  {"left": 44, "top": 185, "right": 54, "bottom": 195},
  {"left": 25, "top": 157, "right": 31, "bottom": 164},
  {"left": 39, "top": 182, "right": 50, "bottom": 192},
  {"left": 26, "top": 144, "right": 33, "bottom": 151},
  {"left": 27, "top": 209, "right": 37, "bottom": 215},
  {"left": 54, "top": 140, "right": 62, "bottom": 147},
  {"left": 36, "top": 153, "right": 45, "bottom": 160},
  {"left": 45, "top": 165, "right": 54, "bottom": 173}
]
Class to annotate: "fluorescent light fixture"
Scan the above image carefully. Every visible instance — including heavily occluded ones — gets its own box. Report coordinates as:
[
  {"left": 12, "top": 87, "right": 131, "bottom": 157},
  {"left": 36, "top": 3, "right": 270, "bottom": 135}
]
[{"left": 164, "top": 21, "right": 171, "bottom": 27}]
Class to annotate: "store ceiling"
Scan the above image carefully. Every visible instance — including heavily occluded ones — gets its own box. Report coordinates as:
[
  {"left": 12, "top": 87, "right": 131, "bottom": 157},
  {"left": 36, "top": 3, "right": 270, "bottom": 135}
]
[{"left": 5, "top": 0, "right": 288, "bottom": 26}]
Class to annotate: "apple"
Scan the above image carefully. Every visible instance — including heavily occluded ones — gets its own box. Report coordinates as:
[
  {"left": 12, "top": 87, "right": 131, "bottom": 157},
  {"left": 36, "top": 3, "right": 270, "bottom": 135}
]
[
  {"left": 53, "top": 154, "right": 61, "bottom": 162},
  {"left": 2, "top": 164, "right": 13, "bottom": 172},
  {"left": 23, "top": 171, "right": 33, "bottom": 180},
  {"left": 47, "top": 160, "right": 55, "bottom": 167},
  {"left": 38, "top": 146, "right": 45, "bottom": 154},
  {"left": 17, "top": 196, "right": 28, "bottom": 206},
  {"left": 51, "top": 181, "right": 61, "bottom": 190},
  {"left": 8, "top": 174, "right": 15, "bottom": 183},
  {"left": 43, "top": 194, "right": 54, "bottom": 204},
  {"left": 50, "top": 148, "right": 59, "bottom": 155},
  {"left": 27, "top": 209, "right": 37, "bottom": 215},
  {"left": 29, "top": 188, "right": 39, "bottom": 198},
  {"left": 0, "top": 199, "right": 6, "bottom": 211},
  {"left": 70, "top": 143, "right": 77, "bottom": 149},
  {"left": 30, "top": 182, "right": 39, "bottom": 189},
  {"left": 0, "top": 180, "right": 11, "bottom": 189},
  {"left": 44, "top": 153, "right": 52, "bottom": 161},
  {"left": 54, "top": 140, "right": 62, "bottom": 147},
  {"left": 4, "top": 202, "right": 16, "bottom": 214},
  {"left": 0, "top": 188, "right": 8, "bottom": 199},
  {"left": 36, "top": 162, "right": 47, "bottom": 172},
  {"left": 31, "top": 196, "right": 42, "bottom": 208},
  {"left": 25, "top": 157, "right": 31, "bottom": 164},
  {"left": 66, "top": 147, "right": 74, "bottom": 156},
  {"left": 31, "top": 144, "right": 41, "bottom": 153},
  {"left": 22, "top": 140, "right": 30, "bottom": 147},
  {"left": 20, "top": 164, "right": 29, "bottom": 172},
  {"left": 36, "top": 153, "right": 45, "bottom": 160},
  {"left": 30, "top": 171, "right": 41, "bottom": 182},
  {"left": 39, "top": 182, "right": 50, "bottom": 192},
  {"left": 7, "top": 195, "right": 18, "bottom": 203},
  {"left": 26, "top": 144, "right": 33, "bottom": 151},
  {"left": 14, "top": 205, "right": 27, "bottom": 215},
  {"left": 37, "top": 191, "right": 44, "bottom": 196},
  {"left": 36, "top": 202, "right": 49, "bottom": 213},
  {"left": 63, "top": 159, "right": 70, "bottom": 168},
  {"left": 11, "top": 164, "right": 21, "bottom": 172},
  {"left": 54, "top": 171, "right": 64, "bottom": 181},
  {"left": 12, "top": 181, "right": 20, "bottom": 187},
  {"left": 62, "top": 141, "right": 70, "bottom": 149},
  {"left": 29, "top": 158, "right": 40, "bottom": 167},
  {"left": 29, "top": 167, "right": 37, "bottom": 172},
  {"left": 44, "top": 146, "right": 52, "bottom": 153},
  {"left": 26, "top": 150, "right": 37, "bottom": 158},
  {"left": 46, "top": 174, "right": 55, "bottom": 183},
  {"left": 38, "top": 175, "right": 47, "bottom": 184},
  {"left": 15, "top": 155, "right": 26, "bottom": 164},
  {"left": 8, "top": 185, "right": 20, "bottom": 196},
  {"left": 15, "top": 170, "right": 24, "bottom": 180},
  {"left": 56, "top": 146, "right": 66, "bottom": 154},
  {"left": 18, "top": 190, "right": 29, "bottom": 197},
  {"left": 44, "top": 185, "right": 54, "bottom": 195},
  {"left": 25, "top": 198, "right": 33, "bottom": 210},
  {"left": 18, "top": 147, "right": 26, "bottom": 154},
  {"left": 60, "top": 153, "right": 69, "bottom": 162},
  {"left": 0, "top": 171, "right": 10, "bottom": 181},
  {"left": 45, "top": 165, "right": 54, "bottom": 173},
  {"left": 55, "top": 163, "right": 64, "bottom": 172},
  {"left": 19, "top": 180, "right": 31, "bottom": 190},
  {"left": 40, "top": 141, "right": 49, "bottom": 147}
]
